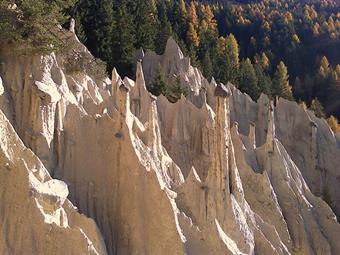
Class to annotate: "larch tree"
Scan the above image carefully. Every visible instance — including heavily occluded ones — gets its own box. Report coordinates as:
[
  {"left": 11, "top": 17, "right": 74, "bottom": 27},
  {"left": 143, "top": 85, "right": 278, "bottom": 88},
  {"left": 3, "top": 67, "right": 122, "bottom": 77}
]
[
  {"left": 319, "top": 56, "right": 331, "bottom": 78},
  {"left": 187, "top": 1, "right": 199, "bottom": 29},
  {"left": 273, "top": 61, "right": 293, "bottom": 100},
  {"left": 187, "top": 22, "right": 199, "bottom": 47},
  {"left": 310, "top": 98, "right": 325, "bottom": 118},
  {"left": 201, "top": 5, "right": 217, "bottom": 31},
  {"left": 218, "top": 33, "right": 240, "bottom": 84},
  {"left": 217, "top": 37, "right": 226, "bottom": 55},
  {"left": 335, "top": 65, "right": 340, "bottom": 77},
  {"left": 179, "top": 0, "right": 187, "bottom": 18},
  {"left": 226, "top": 34, "right": 240, "bottom": 68},
  {"left": 327, "top": 115, "right": 340, "bottom": 133},
  {"left": 260, "top": 52, "right": 270, "bottom": 70}
]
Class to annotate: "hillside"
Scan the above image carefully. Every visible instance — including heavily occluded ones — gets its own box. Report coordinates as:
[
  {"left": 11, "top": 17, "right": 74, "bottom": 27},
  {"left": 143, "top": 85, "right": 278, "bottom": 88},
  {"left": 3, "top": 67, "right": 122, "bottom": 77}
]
[{"left": 0, "top": 1, "right": 340, "bottom": 255}]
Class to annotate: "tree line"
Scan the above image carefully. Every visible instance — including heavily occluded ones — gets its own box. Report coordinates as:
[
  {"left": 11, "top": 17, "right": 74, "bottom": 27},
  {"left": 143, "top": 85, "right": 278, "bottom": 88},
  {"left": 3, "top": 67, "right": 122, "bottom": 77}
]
[
  {"left": 72, "top": 0, "right": 339, "bottom": 122},
  {"left": 0, "top": 0, "right": 339, "bottom": 130}
]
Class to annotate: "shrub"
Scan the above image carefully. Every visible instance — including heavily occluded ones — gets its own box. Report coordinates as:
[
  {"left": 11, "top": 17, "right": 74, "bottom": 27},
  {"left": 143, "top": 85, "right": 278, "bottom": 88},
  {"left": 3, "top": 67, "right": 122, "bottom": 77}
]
[
  {"left": 64, "top": 51, "right": 107, "bottom": 80},
  {"left": 148, "top": 70, "right": 188, "bottom": 103}
]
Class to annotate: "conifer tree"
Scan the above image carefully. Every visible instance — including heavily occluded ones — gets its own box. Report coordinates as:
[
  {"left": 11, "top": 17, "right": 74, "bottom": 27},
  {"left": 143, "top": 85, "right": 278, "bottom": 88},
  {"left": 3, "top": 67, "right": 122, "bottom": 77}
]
[
  {"left": 293, "top": 76, "right": 304, "bottom": 98},
  {"left": 169, "top": 76, "right": 188, "bottom": 102},
  {"left": 179, "top": 0, "right": 187, "bottom": 19},
  {"left": 226, "top": 34, "right": 240, "bottom": 68},
  {"left": 318, "top": 56, "right": 330, "bottom": 78},
  {"left": 187, "top": 1, "right": 198, "bottom": 29},
  {"left": 188, "top": 45, "right": 199, "bottom": 67},
  {"left": 217, "top": 37, "right": 226, "bottom": 55},
  {"left": 134, "top": 0, "right": 158, "bottom": 50},
  {"left": 331, "top": 65, "right": 340, "bottom": 88},
  {"left": 149, "top": 67, "right": 167, "bottom": 96},
  {"left": 327, "top": 115, "right": 340, "bottom": 133},
  {"left": 111, "top": 0, "right": 136, "bottom": 76},
  {"left": 172, "top": 0, "right": 187, "bottom": 40},
  {"left": 310, "top": 98, "right": 325, "bottom": 118},
  {"left": 217, "top": 33, "right": 240, "bottom": 84},
  {"left": 197, "top": 17, "right": 218, "bottom": 62},
  {"left": 155, "top": 2, "right": 173, "bottom": 54},
  {"left": 74, "top": 0, "right": 114, "bottom": 65},
  {"left": 273, "top": 61, "right": 293, "bottom": 100},
  {"left": 201, "top": 5, "right": 217, "bottom": 31},
  {"left": 187, "top": 22, "right": 199, "bottom": 47},
  {"left": 260, "top": 53, "right": 270, "bottom": 70},
  {"left": 213, "top": 46, "right": 229, "bottom": 84},
  {"left": 202, "top": 52, "right": 213, "bottom": 80},
  {"left": 238, "top": 58, "right": 260, "bottom": 99},
  {"left": 336, "top": 65, "right": 340, "bottom": 78},
  {"left": 255, "top": 62, "right": 272, "bottom": 97}
]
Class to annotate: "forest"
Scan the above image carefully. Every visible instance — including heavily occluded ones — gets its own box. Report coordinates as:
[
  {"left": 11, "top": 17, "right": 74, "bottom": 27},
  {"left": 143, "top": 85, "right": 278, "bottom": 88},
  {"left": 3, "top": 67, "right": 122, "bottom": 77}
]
[{"left": 0, "top": 0, "right": 340, "bottom": 130}]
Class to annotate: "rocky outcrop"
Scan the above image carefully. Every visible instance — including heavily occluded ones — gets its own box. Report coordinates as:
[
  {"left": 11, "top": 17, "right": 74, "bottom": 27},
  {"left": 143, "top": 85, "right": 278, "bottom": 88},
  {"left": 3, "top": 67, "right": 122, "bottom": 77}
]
[
  {"left": 228, "top": 85, "right": 340, "bottom": 219},
  {"left": 1, "top": 34, "right": 340, "bottom": 255},
  {"left": 143, "top": 37, "right": 209, "bottom": 98},
  {"left": 0, "top": 109, "right": 107, "bottom": 255},
  {"left": 56, "top": 74, "right": 185, "bottom": 255}
]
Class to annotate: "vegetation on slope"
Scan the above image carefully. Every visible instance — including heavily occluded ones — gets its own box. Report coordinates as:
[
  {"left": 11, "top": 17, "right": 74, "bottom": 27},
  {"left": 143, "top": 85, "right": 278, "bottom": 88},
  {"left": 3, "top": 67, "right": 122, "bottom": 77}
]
[
  {"left": 0, "top": 0, "right": 76, "bottom": 53},
  {"left": 71, "top": 0, "right": 339, "bottom": 121},
  {"left": 0, "top": 0, "right": 339, "bottom": 130}
]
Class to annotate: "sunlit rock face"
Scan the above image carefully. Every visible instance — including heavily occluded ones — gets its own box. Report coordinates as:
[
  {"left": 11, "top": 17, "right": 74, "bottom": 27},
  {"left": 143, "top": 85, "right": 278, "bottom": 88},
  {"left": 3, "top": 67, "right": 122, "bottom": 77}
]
[
  {"left": 0, "top": 107, "right": 107, "bottom": 255},
  {"left": 1, "top": 33, "right": 340, "bottom": 255}
]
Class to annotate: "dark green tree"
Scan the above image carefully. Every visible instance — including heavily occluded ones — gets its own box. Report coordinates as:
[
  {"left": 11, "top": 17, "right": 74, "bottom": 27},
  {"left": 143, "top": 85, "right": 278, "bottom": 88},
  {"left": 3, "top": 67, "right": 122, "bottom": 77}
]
[
  {"left": 134, "top": 0, "right": 158, "bottom": 51},
  {"left": 172, "top": 0, "right": 187, "bottom": 40},
  {"left": 73, "top": 0, "right": 114, "bottom": 66},
  {"left": 168, "top": 76, "right": 188, "bottom": 102},
  {"left": 255, "top": 62, "right": 272, "bottom": 97},
  {"left": 148, "top": 67, "right": 167, "bottom": 97},
  {"left": 238, "top": 58, "right": 260, "bottom": 99},
  {"left": 293, "top": 76, "right": 303, "bottom": 99},
  {"left": 218, "top": 34, "right": 240, "bottom": 84},
  {"left": 155, "top": 1, "right": 173, "bottom": 54},
  {"left": 197, "top": 20, "right": 218, "bottom": 61},
  {"left": 111, "top": 0, "right": 136, "bottom": 77},
  {"left": 202, "top": 52, "right": 213, "bottom": 80}
]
